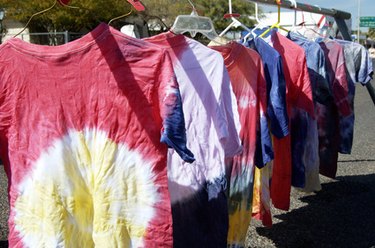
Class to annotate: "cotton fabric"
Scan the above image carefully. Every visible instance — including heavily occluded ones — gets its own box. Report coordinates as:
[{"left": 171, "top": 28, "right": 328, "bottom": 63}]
[
  {"left": 267, "top": 30, "right": 315, "bottom": 210},
  {"left": 145, "top": 32, "right": 242, "bottom": 248},
  {"left": 0, "top": 23, "right": 194, "bottom": 248},
  {"left": 211, "top": 42, "right": 268, "bottom": 247}
]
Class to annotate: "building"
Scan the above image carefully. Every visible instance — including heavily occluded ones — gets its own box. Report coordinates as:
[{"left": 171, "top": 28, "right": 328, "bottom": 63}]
[{"left": 1, "top": 19, "right": 30, "bottom": 43}]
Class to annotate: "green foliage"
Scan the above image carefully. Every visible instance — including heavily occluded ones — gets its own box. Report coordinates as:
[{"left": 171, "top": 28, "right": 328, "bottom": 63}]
[
  {"left": 368, "top": 28, "right": 375, "bottom": 40},
  {"left": 141, "top": 0, "right": 189, "bottom": 27},
  {"left": 0, "top": 0, "right": 132, "bottom": 32},
  {"left": 193, "top": 0, "right": 256, "bottom": 32},
  {"left": 0, "top": 0, "right": 257, "bottom": 34}
]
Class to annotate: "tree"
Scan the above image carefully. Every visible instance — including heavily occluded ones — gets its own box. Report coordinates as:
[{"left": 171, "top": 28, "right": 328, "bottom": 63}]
[
  {"left": 0, "top": 0, "right": 132, "bottom": 33},
  {"left": 0, "top": 0, "right": 257, "bottom": 36},
  {"left": 193, "top": 0, "right": 256, "bottom": 32},
  {"left": 367, "top": 28, "right": 375, "bottom": 40}
]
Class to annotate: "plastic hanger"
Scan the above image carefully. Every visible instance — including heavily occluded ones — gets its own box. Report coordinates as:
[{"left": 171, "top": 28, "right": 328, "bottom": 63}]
[
  {"left": 259, "top": 0, "right": 289, "bottom": 38},
  {"left": 126, "top": 0, "right": 145, "bottom": 12},
  {"left": 298, "top": 11, "right": 326, "bottom": 40},
  {"left": 219, "top": 0, "right": 252, "bottom": 37},
  {"left": 290, "top": 0, "right": 298, "bottom": 30},
  {"left": 13, "top": 0, "right": 79, "bottom": 38},
  {"left": 243, "top": 2, "right": 268, "bottom": 42},
  {"left": 170, "top": 0, "right": 221, "bottom": 42},
  {"left": 288, "top": 0, "right": 312, "bottom": 37}
]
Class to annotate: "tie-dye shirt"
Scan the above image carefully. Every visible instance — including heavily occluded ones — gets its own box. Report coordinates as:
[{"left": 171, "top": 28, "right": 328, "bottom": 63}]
[
  {"left": 287, "top": 32, "right": 330, "bottom": 192},
  {"left": 246, "top": 37, "right": 289, "bottom": 227},
  {"left": 267, "top": 30, "right": 315, "bottom": 210},
  {"left": 144, "top": 32, "right": 242, "bottom": 248},
  {"left": 210, "top": 42, "right": 268, "bottom": 248},
  {"left": 335, "top": 39, "right": 373, "bottom": 154},
  {"left": 318, "top": 39, "right": 351, "bottom": 178},
  {"left": 247, "top": 38, "right": 289, "bottom": 140},
  {"left": 0, "top": 23, "right": 194, "bottom": 248}
]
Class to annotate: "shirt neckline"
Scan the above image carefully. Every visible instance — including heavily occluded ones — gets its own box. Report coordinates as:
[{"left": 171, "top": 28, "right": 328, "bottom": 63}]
[
  {"left": 210, "top": 41, "right": 242, "bottom": 71},
  {"left": 5, "top": 23, "right": 150, "bottom": 58},
  {"left": 143, "top": 31, "right": 189, "bottom": 48}
]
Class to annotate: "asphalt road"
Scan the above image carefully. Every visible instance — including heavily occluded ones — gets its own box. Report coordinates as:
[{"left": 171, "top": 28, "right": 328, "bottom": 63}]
[
  {"left": 0, "top": 69, "right": 374, "bottom": 247},
  {"left": 247, "top": 81, "right": 375, "bottom": 247}
]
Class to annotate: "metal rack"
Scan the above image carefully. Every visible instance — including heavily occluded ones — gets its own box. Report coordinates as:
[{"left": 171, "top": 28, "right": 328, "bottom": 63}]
[{"left": 247, "top": 0, "right": 375, "bottom": 106}]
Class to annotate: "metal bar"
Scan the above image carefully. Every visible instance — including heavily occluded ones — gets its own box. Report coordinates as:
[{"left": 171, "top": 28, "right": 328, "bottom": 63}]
[
  {"left": 248, "top": 0, "right": 375, "bottom": 106},
  {"left": 366, "top": 82, "right": 375, "bottom": 106},
  {"left": 64, "top": 30, "right": 69, "bottom": 44},
  {"left": 27, "top": 32, "right": 67, "bottom": 35},
  {"left": 247, "top": 0, "right": 351, "bottom": 19},
  {"left": 334, "top": 17, "right": 352, "bottom": 41}
]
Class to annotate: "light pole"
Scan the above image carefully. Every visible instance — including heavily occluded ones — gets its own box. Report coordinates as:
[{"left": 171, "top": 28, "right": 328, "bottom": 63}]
[
  {"left": 0, "top": 9, "right": 4, "bottom": 44},
  {"left": 358, "top": 0, "right": 360, "bottom": 43}
]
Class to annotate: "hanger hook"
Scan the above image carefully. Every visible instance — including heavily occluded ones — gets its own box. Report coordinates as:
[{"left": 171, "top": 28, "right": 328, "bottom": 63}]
[
  {"left": 108, "top": 9, "right": 133, "bottom": 26},
  {"left": 289, "top": 0, "right": 297, "bottom": 9},
  {"left": 187, "top": 0, "right": 197, "bottom": 12},
  {"left": 13, "top": 0, "right": 58, "bottom": 38}
]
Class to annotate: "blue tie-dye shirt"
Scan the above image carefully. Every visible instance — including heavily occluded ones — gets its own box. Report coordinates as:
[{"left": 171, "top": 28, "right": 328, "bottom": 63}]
[
  {"left": 335, "top": 40, "right": 373, "bottom": 154},
  {"left": 287, "top": 32, "right": 330, "bottom": 191},
  {"left": 247, "top": 38, "right": 288, "bottom": 168}
]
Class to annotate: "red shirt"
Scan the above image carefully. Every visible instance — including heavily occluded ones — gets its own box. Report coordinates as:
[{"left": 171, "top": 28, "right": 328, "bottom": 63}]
[
  {"left": 269, "top": 31, "right": 314, "bottom": 210},
  {"left": 0, "top": 23, "right": 193, "bottom": 247},
  {"left": 211, "top": 42, "right": 268, "bottom": 246}
]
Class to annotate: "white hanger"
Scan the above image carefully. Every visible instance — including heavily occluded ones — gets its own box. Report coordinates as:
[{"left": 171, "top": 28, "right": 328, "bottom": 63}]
[
  {"left": 243, "top": 2, "right": 268, "bottom": 42},
  {"left": 171, "top": 0, "right": 220, "bottom": 41},
  {"left": 219, "top": 0, "right": 252, "bottom": 37},
  {"left": 291, "top": 0, "right": 298, "bottom": 29}
]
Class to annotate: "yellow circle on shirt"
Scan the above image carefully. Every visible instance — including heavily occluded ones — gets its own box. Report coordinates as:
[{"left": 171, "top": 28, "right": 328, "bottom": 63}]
[{"left": 14, "top": 128, "right": 159, "bottom": 247}]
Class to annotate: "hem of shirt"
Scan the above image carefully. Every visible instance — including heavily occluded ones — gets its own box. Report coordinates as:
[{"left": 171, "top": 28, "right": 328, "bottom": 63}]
[
  {"left": 160, "top": 133, "right": 195, "bottom": 163},
  {"left": 273, "top": 126, "right": 289, "bottom": 139},
  {"left": 361, "top": 73, "right": 374, "bottom": 85}
]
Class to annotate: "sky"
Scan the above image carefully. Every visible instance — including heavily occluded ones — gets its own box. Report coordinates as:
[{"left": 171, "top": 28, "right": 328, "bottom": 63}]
[{"left": 261, "top": 0, "right": 375, "bottom": 31}]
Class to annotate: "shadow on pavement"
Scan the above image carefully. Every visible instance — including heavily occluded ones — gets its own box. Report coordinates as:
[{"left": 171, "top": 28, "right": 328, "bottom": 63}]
[{"left": 253, "top": 174, "right": 375, "bottom": 248}]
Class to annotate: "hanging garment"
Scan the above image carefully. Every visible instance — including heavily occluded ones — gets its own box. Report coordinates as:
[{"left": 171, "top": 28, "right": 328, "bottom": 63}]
[
  {"left": 266, "top": 30, "right": 315, "bottom": 210},
  {"left": 0, "top": 23, "right": 194, "bottom": 248},
  {"left": 247, "top": 37, "right": 289, "bottom": 226},
  {"left": 247, "top": 38, "right": 289, "bottom": 139},
  {"left": 335, "top": 39, "right": 373, "bottom": 154},
  {"left": 144, "top": 32, "right": 242, "bottom": 248},
  {"left": 210, "top": 42, "right": 268, "bottom": 248},
  {"left": 287, "top": 32, "right": 331, "bottom": 192},
  {"left": 318, "top": 39, "right": 351, "bottom": 178}
]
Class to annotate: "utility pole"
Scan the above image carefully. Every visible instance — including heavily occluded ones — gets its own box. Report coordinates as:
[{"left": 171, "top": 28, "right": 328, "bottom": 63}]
[{"left": 358, "top": 0, "right": 360, "bottom": 43}]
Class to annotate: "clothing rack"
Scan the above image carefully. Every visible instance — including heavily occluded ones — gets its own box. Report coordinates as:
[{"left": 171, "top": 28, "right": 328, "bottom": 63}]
[{"left": 247, "top": 0, "right": 375, "bottom": 106}]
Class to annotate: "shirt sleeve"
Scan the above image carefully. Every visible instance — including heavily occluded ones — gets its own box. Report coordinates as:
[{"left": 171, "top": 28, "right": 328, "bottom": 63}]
[
  {"left": 268, "top": 53, "right": 289, "bottom": 138},
  {"left": 157, "top": 52, "right": 195, "bottom": 163},
  {"left": 254, "top": 59, "right": 274, "bottom": 167},
  {"left": 315, "top": 47, "right": 332, "bottom": 104},
  {"left": 357, "top": 45, "right": 374, "bottom": 85},
  {"left": 296, "top": 55, "right": 315, "bottom": 119},
  {"left": 220, "top": 66, "right": 242, "bottom": 157}
]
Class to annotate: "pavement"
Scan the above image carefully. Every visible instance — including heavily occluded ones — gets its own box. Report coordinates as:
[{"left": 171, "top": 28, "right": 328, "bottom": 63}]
[
  {"left": 0, "top": 69, "right": 374, "bottom": 247},
  {"left": 247, "top": 82, "right": 375, "bottom": 247}
]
